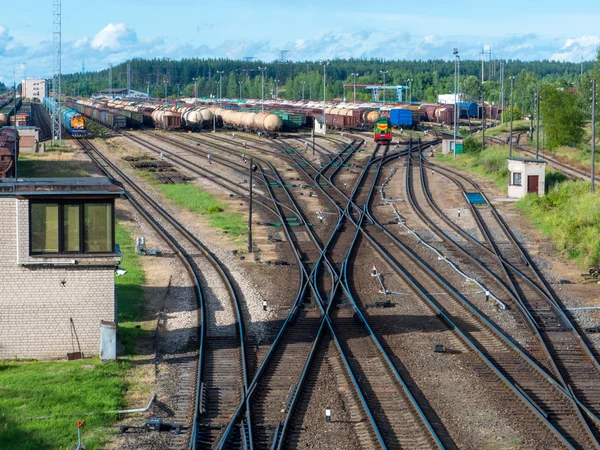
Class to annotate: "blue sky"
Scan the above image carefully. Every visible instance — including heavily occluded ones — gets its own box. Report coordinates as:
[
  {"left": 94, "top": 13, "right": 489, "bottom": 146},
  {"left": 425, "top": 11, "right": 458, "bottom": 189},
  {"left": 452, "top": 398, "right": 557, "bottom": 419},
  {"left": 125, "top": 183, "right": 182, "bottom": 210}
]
[{"left": 1, "top": 0, "right": 600, "bottom": 83}]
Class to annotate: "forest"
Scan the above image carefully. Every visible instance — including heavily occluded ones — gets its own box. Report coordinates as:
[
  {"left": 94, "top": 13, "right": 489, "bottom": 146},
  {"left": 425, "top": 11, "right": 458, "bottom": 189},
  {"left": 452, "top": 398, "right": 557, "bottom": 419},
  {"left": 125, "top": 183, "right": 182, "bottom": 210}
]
[{"left": 61, "top": 57, "right": 597, "bottom": 115}]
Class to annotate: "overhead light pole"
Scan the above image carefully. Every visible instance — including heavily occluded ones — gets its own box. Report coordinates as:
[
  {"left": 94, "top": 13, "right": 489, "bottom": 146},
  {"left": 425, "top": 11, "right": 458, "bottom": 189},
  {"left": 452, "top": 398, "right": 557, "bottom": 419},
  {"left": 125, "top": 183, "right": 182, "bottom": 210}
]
[
  {"left": 216, "top": 70, "right": 224, "bottom": 106},
  {"left": 535, "top": 84, "right": 540, "bottom": 158},
  {"left": 591, "top": 79, "right": 596, "bottom": 192},
  {"left": 380, "top": 70, "right": 389, "bottom": 103},
  {"left": 350, "top": 72, "right": 358, "bottom": 105},
  {"left": 309, "top": 81, "right": 313, "bottom": 101},
  {"left": 301, "top": 81, "right": 306, "bottom": 101},
  {"left": 258, "top": 66, "right": 266, "bottom": 110},
  {"left": 239, "top": 80, "right": 243, "bottom": 99},
  {"left": 453, "top": 48, "right": 459, "bottom": 158},
  {"left": 274, "top": 79, "right": 279, "bottom": 100},
  {"left": 193, "top": 77, "right": 198, "bottom": 103},
  {"left": 321, "top": 61, "right": 329, "bottom": 134},
  {"left": 407, "top": 78, "right": 413, "bottom": 103},
  {"left": 164, "top": 79, "right": 168, "bottom": 102},
  {"left": 509, "top": 75, "right": 515, "bottom": 157}
]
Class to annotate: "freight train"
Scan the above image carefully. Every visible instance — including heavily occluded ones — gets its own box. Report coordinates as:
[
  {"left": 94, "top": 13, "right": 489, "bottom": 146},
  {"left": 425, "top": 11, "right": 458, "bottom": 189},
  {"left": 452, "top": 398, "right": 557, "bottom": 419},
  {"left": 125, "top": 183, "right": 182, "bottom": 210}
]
[
  {"left": 0, "top": 97, "right": 23, "bottom": 127},
  {"left": 0, "top": 127, "right": 18, "bottom": 178},
  {"left": 374, "top": 118, "right": 392, "bottom": 144},
  {"left": 44, "top": 98, "right": 87, "bottom": 137}
]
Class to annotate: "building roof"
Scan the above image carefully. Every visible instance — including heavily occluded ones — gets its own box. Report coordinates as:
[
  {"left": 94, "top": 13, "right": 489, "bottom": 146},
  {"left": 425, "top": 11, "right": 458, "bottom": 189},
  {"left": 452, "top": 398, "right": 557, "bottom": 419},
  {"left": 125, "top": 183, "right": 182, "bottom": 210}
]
[
  {"left": 0, "top": 177, "right": 125, "bottom": 196},
  {"left": 508, "top": 157, "right": 547, "bottom": 164},
  {"left": 98, "top": 88, "right": 129, "bottom": 94}
]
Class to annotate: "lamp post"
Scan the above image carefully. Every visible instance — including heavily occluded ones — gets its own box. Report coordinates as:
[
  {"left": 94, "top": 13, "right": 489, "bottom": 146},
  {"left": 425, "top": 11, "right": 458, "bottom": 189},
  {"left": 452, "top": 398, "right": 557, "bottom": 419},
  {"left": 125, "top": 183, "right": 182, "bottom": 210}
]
[
  {"left": 309, "top": 82, "right": 313, "bottom": 101},
  {"left": 146, "top": 81, "right": 150, "bottom": 99},
  {"left": 320, "top": 61, "right": 329, "bottom": 134},
  {"left": 509, "top": 75, "right": 515, "bottom": 157},
  {"left": 193, "top": 77, "right": 198, "bottom": 103},
  {"left": 591, "top": 79, "right": 596, "bottom": 193},
  {"left": 535, "top": 84, "right": 540, "bottom": 159},
  {"left": 380, "top": 70, "right": 389, "bottom": 103},
  {"left": 258, "top": 67, "right": 266, "bottom": 110},
  {"left": 275, "top": 79, "right": 279, "bottom": 99},
  {"left": 350, "top": 72, "right": 358, "bottom": 105},
  {"left": 453, "top": 48, "right": 459, "bottom": 159},
  {"left": 239, "top": 80, "right": 243, "bottom": 99},
  {"left": 164, "top": 79, "right": 168, "bottom": 102},
  {"left": 301, "top": 81, "right": 306, "bottom": 101},
  {"left": 216, "top": 71, "right": 224, "bottom": 106},
  {"left": 407, "top": 78, "right": 413, "bottom": 103},
  {"left": 177, "top": 83, "right": 180, "bottom": 99}
]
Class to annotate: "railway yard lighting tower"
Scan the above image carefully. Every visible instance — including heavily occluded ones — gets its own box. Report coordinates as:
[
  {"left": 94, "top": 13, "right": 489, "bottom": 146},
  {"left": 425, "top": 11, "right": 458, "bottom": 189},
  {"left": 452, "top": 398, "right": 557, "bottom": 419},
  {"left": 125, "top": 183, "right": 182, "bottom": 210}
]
[
  {"left": 164, "top": 80, "right": 168, "bottom": 102},
  {"left": 407, "top": 78, "right": 413, "bottom": 103},
  {"left": 591, "top": 79, "right": 596, "bottom": 192},
  {"left": 380, "top": 70, "right": 389, "bottom": 103},
  {"left": 453, "top": 48, "right": 459, "bottom": 158},
  {"left": 309, "top": 82, "right": 313, "bottom": 101},
  {"left": 258, "top": 67, "right": 266, "bottom": 110},
  {"left": 509, "top": 75, "right": 515, "bottom": 157},
  {"left": 216, "top": 71, "right": 224, "bottom": 105},
  {"left": 239, "top": 80, "right": 243, "bottom": 99},
  {"left": 177, "top": 83, "right": 181, "bottom": 99},
  {"left": 275, "top": 79, "right": 280, "bottom": 100},
  {"left": 320, "top": 61, "right": 329, "bottom": 134},
  {"left": 350, "top": 73, "right": 359, "bottom": 105},
  {"left": 301, "top": 81, "right": 306, "bottom": 101},
  {"left": 146, "top": 81, "right": 150, "bottom": 98},
  {"left": 193, "top": 77, "right": 198, "bottom": 102}
]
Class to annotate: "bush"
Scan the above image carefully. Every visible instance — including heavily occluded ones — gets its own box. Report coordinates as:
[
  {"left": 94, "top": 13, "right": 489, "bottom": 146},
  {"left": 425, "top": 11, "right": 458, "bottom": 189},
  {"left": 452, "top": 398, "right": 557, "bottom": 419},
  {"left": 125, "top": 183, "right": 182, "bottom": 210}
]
[{"left": 463, "top": 135, "right": 482, "bottom": 153}]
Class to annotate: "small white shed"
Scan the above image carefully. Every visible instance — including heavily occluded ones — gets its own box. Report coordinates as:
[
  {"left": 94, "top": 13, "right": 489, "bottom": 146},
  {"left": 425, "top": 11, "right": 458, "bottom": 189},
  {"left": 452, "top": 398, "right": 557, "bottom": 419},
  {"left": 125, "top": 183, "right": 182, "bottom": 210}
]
[
  {"left": 441, "top": 136, "right": 463, "bottom": 155},
  {"left": 314, "top": 117, "right": 326, "bottom": 135},
  {"left": 507, "top": 157, "right": 547, "bottom": 198}
]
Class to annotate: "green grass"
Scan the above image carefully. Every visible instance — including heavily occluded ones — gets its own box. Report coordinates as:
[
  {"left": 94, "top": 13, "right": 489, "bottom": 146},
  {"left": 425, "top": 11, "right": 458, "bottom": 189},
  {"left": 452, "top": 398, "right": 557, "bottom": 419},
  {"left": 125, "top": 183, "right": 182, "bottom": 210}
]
[
  {"left": 485, "top": 120, "right": 530, "bottom": 137},
  {"left": 158, "top": 183, "right": 246, "bottom": 239},
  {"left": 114, "top": 223, "right": 147, "bottom": 354},
  {"left": 18, "top": 152, "right": 92, "bottom": 178},
  {"left": 436, "top": 145, "right": 511, "bottom": 190},
  {"left": 517, "top": 180, "right": 600, "bottom": 267},
  {"left": 0, "top": 359, "right": 129, "bottom": 450}
]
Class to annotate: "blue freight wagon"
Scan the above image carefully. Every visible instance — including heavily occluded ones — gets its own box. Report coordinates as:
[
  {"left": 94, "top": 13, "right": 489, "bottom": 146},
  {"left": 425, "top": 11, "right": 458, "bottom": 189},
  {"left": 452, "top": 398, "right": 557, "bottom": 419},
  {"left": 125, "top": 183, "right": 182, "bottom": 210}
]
[
  {"left": 459, "top": 102, "right": 479, "bottom": 118},
  {"left": 389, "top": 108, "right": 413, "bottom": 127}
]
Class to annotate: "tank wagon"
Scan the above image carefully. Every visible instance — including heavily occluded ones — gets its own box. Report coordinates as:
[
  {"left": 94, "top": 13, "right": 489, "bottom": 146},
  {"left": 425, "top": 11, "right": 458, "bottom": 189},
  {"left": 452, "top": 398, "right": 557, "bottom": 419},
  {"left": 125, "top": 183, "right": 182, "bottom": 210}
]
[
  {"left": 0, "top": 127, "right": 18, "bottom": 177},
  {"left": 212, "top": 108, "right": 282, "bottom": 134},
  {"left": 0, "top": 98, "right": 23, "bottom": 127}
]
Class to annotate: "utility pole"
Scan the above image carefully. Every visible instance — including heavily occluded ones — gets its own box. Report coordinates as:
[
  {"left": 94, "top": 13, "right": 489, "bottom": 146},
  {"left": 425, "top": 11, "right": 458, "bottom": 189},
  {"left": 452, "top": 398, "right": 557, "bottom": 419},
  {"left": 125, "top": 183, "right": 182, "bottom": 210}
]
[
  {"left": 380, "top": 70, "right": 389, "bottom": 103},
  {"left": 108, "top": 64, "right": 113, "bottom": 99},
  {"left": 127, "top": 60, "right": 131, "bottom": 97},
  {"left": 193, "top": 77, "right": 198, "bottom": 102},
  {"left": 509, "top": 76, "right": 515, "bottom": 157},
  {"left": 480, "top": 47, "right": 485, "bottom": 83},
  {"left": 258, "top": 67, "right": 266, "bottom": 110},
  {"left": 481, "top": 83, "right": 485, "bottom": 151},
  {"left": 321, "top": 61, "right": 328, "bottom": 134},
  {"left": 216, "top": 71, "right": 224, "bottom": 106},
  {"left": 239, "top": 81, "right": 243, "bottom": 99},
  {"left": 535, "top": 85, "right": 540, "bottom": 159},
  {"left": 309, "top": 82, "right": 312, "bottom": 101},
  {"left": 591, "top": 79, "right": 596, "bottom": 192},
  {"left": 248, "top": 158, "right": 253, "bottom": 253},
  {"left": 301, "top": 81, "right": 305, "bottom": 101},
  {"left": 51, "top": 0, "right": 62, "bottom": 145},
  {"left": 453, "top": 48, "right": 459, "bottom": 158},
  {"left": 500, "top": 60, "right": 505, "bottom": 124},
  {"left": 350, "top": 73, "right": 358, "bottom": 105}
]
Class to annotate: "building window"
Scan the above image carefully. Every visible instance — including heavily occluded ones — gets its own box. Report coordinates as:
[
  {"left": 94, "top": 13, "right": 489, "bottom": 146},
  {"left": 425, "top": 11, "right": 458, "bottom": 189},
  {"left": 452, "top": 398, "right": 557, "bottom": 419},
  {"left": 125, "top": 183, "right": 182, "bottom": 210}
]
[
  {"left": 512, "top": 172, "right": 522, "bottom": 186},
  {"left": 30, "top": 200, "right": 114, "bottom": 254}
]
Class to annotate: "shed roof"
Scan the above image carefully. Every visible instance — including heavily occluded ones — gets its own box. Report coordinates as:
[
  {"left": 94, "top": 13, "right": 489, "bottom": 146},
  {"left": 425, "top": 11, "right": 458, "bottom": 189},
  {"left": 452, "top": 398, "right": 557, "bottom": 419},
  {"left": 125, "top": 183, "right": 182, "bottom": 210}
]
[
  {"left": 508, "top": 157, "right": 546, "bottom": 164},
  {"left": 0, "top": 177, "right": 125, "bottom": 196}
]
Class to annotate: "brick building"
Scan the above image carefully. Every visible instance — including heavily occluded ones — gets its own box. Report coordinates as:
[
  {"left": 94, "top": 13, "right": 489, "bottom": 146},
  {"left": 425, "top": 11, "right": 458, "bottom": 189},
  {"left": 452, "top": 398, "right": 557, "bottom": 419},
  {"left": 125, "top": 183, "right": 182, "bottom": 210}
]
[{"left": 0, "top": 177, "right": 124, "bottom": 359}]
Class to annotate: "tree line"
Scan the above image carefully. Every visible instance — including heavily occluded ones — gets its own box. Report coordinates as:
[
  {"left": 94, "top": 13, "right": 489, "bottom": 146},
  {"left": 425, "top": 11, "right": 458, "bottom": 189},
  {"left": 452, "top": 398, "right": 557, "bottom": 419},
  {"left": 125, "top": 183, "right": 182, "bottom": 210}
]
[{"left": 60, "top": 55, "right": 600, "bottom": 150}]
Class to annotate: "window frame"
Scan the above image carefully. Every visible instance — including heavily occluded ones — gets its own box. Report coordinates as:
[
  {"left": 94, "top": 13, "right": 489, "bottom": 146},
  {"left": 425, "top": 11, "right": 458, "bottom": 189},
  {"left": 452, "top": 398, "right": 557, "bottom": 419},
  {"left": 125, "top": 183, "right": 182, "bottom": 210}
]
[
  {"left": 512, "top": 172, "right": 522, "bottom": 186},
  {"left": 29, "top": 199, "right": 115, "bottom": 256}
]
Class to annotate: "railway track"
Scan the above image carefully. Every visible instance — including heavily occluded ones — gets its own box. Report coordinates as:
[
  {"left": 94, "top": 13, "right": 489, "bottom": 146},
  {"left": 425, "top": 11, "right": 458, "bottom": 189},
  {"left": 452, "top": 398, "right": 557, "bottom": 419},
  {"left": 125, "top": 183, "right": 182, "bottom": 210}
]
[
  {"left": 76, "top": 137, "right": 248, "bottom": 450},
  {"left": 413, "top": 148, "right": 600, "bottom": 441},
  {"left": 31, "top": 102, "right": 52, "bottom": 142}
]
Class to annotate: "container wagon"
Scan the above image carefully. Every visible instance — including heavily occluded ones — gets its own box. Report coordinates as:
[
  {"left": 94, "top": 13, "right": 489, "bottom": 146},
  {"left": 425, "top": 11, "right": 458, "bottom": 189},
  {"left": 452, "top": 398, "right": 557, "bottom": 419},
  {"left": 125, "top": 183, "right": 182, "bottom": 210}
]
[{"left": 389, "top": 108, "right": 413, "bottom": 128}]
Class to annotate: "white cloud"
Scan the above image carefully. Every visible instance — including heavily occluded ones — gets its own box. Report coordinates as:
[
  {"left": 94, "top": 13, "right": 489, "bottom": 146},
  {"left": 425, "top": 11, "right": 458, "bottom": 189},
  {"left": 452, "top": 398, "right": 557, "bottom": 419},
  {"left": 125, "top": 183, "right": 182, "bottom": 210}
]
[
  {"left": 90, "top": 23, "right": 137, "bottom": 51},
  {"left": 550, "top": 35, "right": 600, "bottom": 61},
  {"left": 74, "top": 36, "right": 89, "bottom": 49}
]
